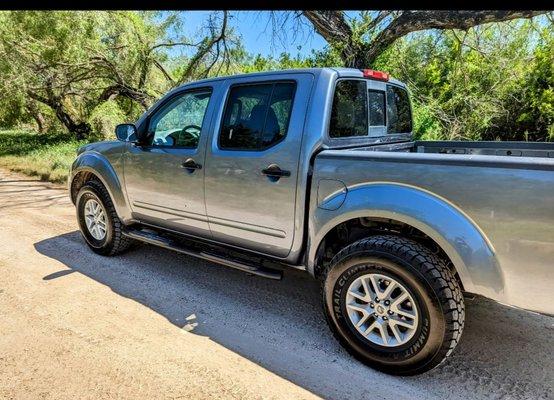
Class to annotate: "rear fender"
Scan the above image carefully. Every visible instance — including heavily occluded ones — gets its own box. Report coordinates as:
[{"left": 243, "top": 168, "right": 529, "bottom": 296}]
[{"left": 309, "top": 182, "right": 505, "bottom": 300}]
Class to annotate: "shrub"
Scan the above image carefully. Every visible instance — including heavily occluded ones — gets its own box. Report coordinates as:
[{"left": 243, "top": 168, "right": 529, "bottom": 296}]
[{"left": 87, "top": 100, "right": 126, "bottom": 140}]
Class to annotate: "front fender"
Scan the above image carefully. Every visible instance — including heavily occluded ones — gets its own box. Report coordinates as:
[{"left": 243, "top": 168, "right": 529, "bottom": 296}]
[
  {"left": 308, "top": 183, "right": 505, "bottom": 300},
  {"left": 70, "top": 151, "right": 132, "bottom": 223}
]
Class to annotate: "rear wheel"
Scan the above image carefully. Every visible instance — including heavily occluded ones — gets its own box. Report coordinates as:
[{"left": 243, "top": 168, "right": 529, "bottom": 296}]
[
  {"left": 76, "top": 180, "right": 136, "bottom": 256},
  {"left": 321, "top": 235, "right": 464, "bottom": 375}
]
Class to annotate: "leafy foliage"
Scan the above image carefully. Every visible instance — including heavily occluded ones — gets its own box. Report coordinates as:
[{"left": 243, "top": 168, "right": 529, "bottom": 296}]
[
  {"left": 87, "top": 100, "right": 127, "bottom": 140},
  {"left": 372, "top": 19, "right": 554, "bottom": 140},
  {"left": 0, "top": 130, "right": 87, "bottom": 182},
  {"left": 0, "top": 11, "right": 238, "bottom": 139},
  {"left": 0, "top": 11, "right": 552, "bottom": 142}
]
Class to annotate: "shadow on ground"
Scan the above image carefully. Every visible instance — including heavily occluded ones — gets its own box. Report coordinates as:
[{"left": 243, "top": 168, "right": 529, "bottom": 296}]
[
  {"left": 35, "top": 231, "right": 554, "bottom": 400},
  {"left": 0, "top": 177, "right": 68, "bottom": 210}
]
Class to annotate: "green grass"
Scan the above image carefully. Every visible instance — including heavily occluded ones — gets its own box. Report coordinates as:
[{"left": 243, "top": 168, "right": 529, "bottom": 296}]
[{"left": 0, "top": 130, "right": 89, "bottom": 183}]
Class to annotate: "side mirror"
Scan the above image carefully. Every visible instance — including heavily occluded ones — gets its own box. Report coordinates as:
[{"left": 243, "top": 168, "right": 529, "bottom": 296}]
[{"left": 115, "top": 124, "right": 138, "bottom": 142}]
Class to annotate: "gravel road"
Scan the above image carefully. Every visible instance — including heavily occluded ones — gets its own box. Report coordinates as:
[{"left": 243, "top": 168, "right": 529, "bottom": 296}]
[{"left": 0, "top": 168, "right": 553, "bottom": 400}]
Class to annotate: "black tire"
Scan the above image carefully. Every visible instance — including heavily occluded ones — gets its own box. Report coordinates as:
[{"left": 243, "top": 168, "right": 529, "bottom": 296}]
[
  {"left": 322, "top": 235, "right": 464, "bottom": 375},
  {"left": 76, "top": 180, "right": 136, "bottom": 256}
]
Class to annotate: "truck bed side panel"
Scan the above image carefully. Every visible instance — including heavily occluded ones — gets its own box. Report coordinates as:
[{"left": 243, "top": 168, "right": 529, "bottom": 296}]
[{"left": 310, "top": 150, "right": 554, "bottom": 315}]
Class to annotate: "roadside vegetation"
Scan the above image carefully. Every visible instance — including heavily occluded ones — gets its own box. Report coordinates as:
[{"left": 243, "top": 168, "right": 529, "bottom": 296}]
[
  {"left": 0, "top": 11, "right": 552, "bottom": 183},
  {"left": 0, "top": 130, "right": 87, "bottom": 183}
]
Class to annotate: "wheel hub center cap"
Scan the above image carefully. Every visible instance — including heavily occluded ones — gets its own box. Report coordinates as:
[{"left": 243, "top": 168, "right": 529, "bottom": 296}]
[{"left": 345, "top": 272, "right": 419, "bottom": 347}]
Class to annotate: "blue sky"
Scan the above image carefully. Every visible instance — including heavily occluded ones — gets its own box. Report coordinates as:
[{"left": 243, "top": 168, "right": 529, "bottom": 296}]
[{"left": 176, "top": 11, "right": 330, "bottom": 57}]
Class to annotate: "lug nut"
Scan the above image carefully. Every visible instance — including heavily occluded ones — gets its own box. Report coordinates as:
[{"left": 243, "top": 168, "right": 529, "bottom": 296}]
[
  {"left": 375, "top": 298, "right": 380, "bottom": 303},
  {"left": 383, "top": 316, "right": 388, "bottom": 320},
  {"left": 388, "top": 310, "right": 394, "bottom": 315},
  {"left": 384, "top": 300, "right": 390, "bottom": 306},
  {"left": 369, "top": 303, "right": 374, "bottom": 308}
]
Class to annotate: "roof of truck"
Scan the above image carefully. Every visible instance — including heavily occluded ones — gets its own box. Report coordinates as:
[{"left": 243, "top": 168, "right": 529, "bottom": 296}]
[{"left": 176, "top": 67, "right": 406, "bottom": 88}]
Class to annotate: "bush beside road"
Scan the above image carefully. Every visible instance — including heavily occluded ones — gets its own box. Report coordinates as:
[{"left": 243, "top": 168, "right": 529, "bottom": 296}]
[{"left": 0, "top": 130, "right": 86, "bottom": 183}]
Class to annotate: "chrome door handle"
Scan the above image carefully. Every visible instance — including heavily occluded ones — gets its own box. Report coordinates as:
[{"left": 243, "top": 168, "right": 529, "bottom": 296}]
[
  {"left": 261, "top": 164, "right": 290, "bottom": 178},
  {"left": 181, "top": 158, "right": 202, "bottom": 172}
]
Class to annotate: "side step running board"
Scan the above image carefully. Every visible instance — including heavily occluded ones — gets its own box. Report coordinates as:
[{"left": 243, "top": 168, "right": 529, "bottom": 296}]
[{"left": 123, "top": 228, "right": 283, "bottom": 280}]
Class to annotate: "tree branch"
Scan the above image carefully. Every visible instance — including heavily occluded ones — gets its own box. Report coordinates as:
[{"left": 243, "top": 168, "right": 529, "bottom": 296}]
[
  {"left": 152, "top": 59, "right": 175, "bottom": 84},
  {"left": 364, "top": 10, "right": 546, "bottom": 67},
  {"left": 303, "top": 11, "right": 358, "bottom": 64},
  {"left": 175, "top": 11, "right": 230, "bottom": 85},
  {"left": 302, "top": 10, "right": 547, "bottom": 68}
]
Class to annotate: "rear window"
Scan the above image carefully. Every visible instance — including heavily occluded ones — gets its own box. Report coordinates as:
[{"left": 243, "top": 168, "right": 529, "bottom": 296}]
[
  {"left": 329, "top": 80, "right": 368, "bottom": 138},
  {"left": 386, "top": 85, "right": 412, "bottom": 133},
  {"left": 368, "top": 90, "right": 386, "bottom": 126},
  {"left": 329, "top": 80, "right": 412, "bottom": 138}
]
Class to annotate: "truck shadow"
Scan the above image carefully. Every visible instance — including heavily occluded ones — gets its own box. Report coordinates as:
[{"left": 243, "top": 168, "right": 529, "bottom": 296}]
[{"left": 34, "top": 231, "right": 554, "bottom": 400}]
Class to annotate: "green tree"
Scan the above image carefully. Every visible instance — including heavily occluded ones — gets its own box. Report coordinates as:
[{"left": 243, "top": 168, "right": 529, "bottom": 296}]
[
  {"left": 300, "top": 11, "right": 546, "bottom": 68},
  {"left": 0, "top": 11, "right": 237, "bottom": 139},
  {"left": 373, "top": 18, "right": 554, "bottom": 141}
]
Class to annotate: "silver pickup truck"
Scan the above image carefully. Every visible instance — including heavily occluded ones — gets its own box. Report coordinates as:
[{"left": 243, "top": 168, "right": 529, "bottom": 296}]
[{"left": 69, "top": 67, "right": 554, "bottom": 375}]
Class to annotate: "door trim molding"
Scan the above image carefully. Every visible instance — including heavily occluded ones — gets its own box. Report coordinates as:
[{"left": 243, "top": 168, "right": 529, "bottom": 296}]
[
  {"left": 207, "top": 215, "right": 286, "bottom": 238},
  {"left": 133, "top": 201, "right": 209, "bottom": 223}
]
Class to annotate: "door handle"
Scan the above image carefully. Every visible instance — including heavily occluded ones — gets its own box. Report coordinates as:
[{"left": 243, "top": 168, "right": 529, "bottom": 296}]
[
  {"left": 181, "top": 158, "right": 202, "bottom": 172},
  {"left": 261, "top": 164, "right": 290, "bottom": 179}
]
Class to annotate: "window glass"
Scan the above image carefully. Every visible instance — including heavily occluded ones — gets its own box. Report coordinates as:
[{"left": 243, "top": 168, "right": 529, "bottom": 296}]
[
  {"left": 329, "top": 80, "right": 368, "bottom": 138},
  {"left": 368, "top": 90, "right": 385, "bottom": 126},
  {"left": 219, "top": 82, "right": 295, "bottom": 150},
  {"left": 148, "top": 90, "right": 212, "bottom": 147},
  {"left": 386, "top": 86, "right": 412, "bottom": 133}
]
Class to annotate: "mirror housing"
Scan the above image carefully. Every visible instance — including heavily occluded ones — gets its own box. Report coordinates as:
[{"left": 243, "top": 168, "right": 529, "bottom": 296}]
[{"left": 115, "top": 124, "right": 138, "bottom": 142}]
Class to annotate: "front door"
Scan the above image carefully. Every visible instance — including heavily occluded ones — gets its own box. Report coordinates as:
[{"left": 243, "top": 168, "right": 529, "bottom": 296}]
[
  {"left": 124, "top": 87, "right": 213, "bottom": 238},
  {"left": 204, "top": 74, "right": 312, "bottom": 258}
]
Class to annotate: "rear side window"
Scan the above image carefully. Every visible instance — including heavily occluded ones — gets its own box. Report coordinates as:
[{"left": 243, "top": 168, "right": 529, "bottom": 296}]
[
  {"left": 330, "top": 80, "right": 368, "bottom": 138},
  {"left": 219, "top": 82, "right": 296, "bottom": 150},
  {"left": 386, "top": 86, "right": 412, "bottom": 133}
]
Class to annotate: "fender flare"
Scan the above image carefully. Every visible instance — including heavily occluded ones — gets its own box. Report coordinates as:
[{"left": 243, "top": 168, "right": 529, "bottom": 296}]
[
  {"left": 69, "top": 151, "right": 132, "bottom": 222},
  {"left": 308, "top": 182, "right": 505, "bottom": 299}
]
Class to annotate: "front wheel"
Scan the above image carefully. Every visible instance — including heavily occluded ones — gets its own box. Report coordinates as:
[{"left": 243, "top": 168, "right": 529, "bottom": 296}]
[
  {"left": 322, "top": 235, "right": 465, "bottom": 375},
  {"left": 76, "top": 180, "right": 135, "bottom": 256}
]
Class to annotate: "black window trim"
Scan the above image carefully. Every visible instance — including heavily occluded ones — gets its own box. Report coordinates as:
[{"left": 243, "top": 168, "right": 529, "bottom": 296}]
[
  {"left": 142, "top": 86, "right": 214, "bottom": 149},
  {"left": 217, "top": 79, "right": 298, "bottom": 152}
]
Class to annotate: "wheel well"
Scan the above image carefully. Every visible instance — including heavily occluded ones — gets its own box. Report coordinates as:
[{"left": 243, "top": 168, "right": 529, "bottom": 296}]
[
  {"left": 314, "top": 217, "right": 464, "bottom": 290},
  {"left": 70, "top": 171, "right": 100, "bottom": 204}
]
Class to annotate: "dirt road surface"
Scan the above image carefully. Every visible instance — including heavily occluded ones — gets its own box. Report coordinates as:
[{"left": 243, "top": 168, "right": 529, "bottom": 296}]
[{"left": 0, "top": 168, "right": 553, "bottom": 400}]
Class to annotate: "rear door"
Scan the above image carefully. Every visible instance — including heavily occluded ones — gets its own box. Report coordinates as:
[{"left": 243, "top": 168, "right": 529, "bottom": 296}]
[{"left": 204, "top": 73, "right": 313, "bottom": 258}]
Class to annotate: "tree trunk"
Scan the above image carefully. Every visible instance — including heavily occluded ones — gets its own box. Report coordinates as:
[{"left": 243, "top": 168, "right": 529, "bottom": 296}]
[
  {"left": 54, "top": 106, "right": 92, "bottom": 140},
  {"left": 27, "top": 90, "right": 92, "bottom": 140},
  {"left": 26, "top": 102, "right": 46, "bottom": 133},
  {"left": 34, "top": 112, "right": 46, "bottom": 133}
]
